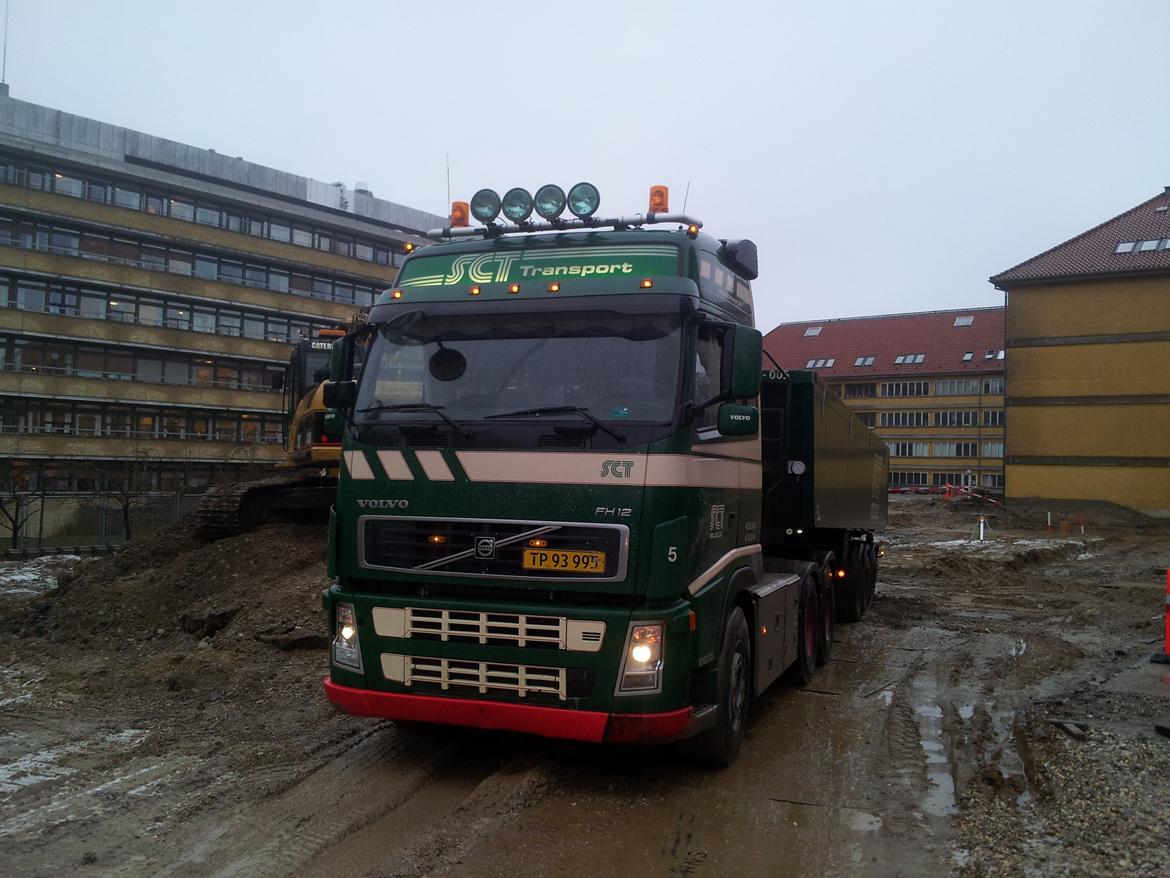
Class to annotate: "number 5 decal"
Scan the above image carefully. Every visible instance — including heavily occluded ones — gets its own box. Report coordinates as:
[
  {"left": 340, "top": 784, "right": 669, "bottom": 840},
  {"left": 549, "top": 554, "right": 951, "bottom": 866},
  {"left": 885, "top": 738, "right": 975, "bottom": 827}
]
[{"left": 667, "top": 546, "right": 678, "bottom": 562}]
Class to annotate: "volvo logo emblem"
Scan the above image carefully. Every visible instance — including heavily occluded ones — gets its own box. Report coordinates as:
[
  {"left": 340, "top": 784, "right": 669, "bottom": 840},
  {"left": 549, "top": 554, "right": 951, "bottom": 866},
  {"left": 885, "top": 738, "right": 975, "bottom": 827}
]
[{"left": 474, "top": 537, "right": 496, "bottom": 559}]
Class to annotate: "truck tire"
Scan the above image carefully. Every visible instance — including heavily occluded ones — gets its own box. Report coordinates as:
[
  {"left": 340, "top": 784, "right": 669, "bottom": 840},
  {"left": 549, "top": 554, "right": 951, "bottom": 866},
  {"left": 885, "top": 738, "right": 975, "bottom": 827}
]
[
  {"left": 817, "top": 569, "right": 835, "bottom": 666},
  {"left": 694, "top": 606, "right": 752, "bottom": 767},
  {"left": 786, "top": 574, "right": 818, "bottom": 685}
]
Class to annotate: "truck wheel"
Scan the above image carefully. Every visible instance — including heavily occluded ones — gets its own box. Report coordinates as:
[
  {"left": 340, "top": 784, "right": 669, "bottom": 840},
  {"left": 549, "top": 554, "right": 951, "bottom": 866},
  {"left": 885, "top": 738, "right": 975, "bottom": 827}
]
[
  {"left": 786, "top": 574, "right": 818, "bottom": 685},
  {"left": 694, "top": 606, "right": 751, "bottom": 767},
  {"left": 816, "top": 573, "right": 835, "bottom": 666}
]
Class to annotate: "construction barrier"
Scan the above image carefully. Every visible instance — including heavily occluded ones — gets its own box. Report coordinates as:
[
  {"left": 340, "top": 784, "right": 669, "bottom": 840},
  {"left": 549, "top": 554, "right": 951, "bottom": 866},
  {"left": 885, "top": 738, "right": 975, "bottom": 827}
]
[{"left": 1153, "top": 568, "right": 1170, "bottom": 665}]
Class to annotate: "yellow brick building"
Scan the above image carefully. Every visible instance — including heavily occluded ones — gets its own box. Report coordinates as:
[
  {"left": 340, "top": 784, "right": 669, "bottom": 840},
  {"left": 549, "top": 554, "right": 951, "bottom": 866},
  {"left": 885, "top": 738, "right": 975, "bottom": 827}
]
[
  {"left": 991, "top": 188, "right": 1170, "bottom": 517},
  {"left": 763, "top": 308, "right": 1006, "bottom": 493}
]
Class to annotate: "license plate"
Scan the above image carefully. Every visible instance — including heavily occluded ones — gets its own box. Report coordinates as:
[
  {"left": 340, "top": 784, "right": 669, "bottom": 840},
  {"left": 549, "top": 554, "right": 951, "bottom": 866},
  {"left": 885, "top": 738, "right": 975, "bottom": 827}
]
[{"left": 522, "top": 549, "right": 606, "bottom": 573}]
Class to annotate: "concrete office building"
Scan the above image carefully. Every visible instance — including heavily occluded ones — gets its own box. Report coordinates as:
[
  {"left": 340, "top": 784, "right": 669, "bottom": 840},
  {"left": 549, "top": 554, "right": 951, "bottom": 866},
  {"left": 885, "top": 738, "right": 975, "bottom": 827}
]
[
  {"left": 992, "top": 188, "right": 1170, "bottom": 517},
  {"left": 0, "top": 88, "right": 444, "bottom": 543},
  {"left": 764, "top": 307, "right": 1006, "bottom": 492}
]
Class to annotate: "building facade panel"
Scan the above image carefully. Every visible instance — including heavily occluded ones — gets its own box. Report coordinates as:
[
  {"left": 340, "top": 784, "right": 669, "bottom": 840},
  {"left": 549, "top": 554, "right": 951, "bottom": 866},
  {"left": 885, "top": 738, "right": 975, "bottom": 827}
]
[
  {"left": 10, "top": 433, "right": 285, "bottom": 463},
  {"left": 1007, "top": 403, "right": 1170, "bottom": 458},
  {"left": 1006, "top": 342, "right": 1170, "bottom": 398},
  {"left": 1006, "top": 464, "right": 1170, "bottom": 517},
  {"left": 1007, "top": 277, "right": 1170, "bottom": 339}
]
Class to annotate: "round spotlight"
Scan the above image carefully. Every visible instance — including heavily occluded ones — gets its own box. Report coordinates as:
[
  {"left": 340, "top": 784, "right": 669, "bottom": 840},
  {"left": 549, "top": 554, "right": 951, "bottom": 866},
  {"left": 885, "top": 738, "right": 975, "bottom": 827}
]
[
  {"left": 534, "top": 184, "right": 566, "bottom": 220},
  {"left": 470, "top": 188, "right": 501, "bottom": 224},
  {"left": 567, "top": 182, "right": 600, "bottom": 218},
  {"left": 501, "top": 187, "right": 534, "bottom": 223}
]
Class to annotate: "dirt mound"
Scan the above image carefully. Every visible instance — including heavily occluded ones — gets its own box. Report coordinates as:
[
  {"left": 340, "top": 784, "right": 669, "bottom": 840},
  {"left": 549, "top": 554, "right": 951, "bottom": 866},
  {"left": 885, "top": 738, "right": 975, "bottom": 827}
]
[{"left": 7, "top": 522, "right": 329, "bottom": 648}]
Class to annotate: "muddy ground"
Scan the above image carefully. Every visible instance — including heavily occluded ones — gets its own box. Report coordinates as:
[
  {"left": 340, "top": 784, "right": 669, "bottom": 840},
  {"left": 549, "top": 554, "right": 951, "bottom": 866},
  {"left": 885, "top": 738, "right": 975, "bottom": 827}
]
[{"left": 1, "top": 497, "right": 1168, "bottom": 877}]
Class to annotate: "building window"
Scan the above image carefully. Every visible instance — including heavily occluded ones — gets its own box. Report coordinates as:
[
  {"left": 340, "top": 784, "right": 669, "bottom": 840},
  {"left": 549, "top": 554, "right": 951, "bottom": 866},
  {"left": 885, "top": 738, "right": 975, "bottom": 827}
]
[
  {"left": 983, "top": 410, "right": 1004, "bottom": 426},
  {"left": 844, "top": 383, "right": 877, "bottom": 399},
  {"left": 954, "top": 315, "right": 974, "bottom": 327},
  {"left": 268, "top": 222, "right": 291, "bottom": 243},
  {"left": 857, "top": 411, "right": 875, "bottom": 428},
  {"left": 854, "top": 356, "right": 875, "bottom": 367},
  {"left": 981, "top": 473, "right": 1004, "bottom": 489},
  {"left": 935, "top": 379, "right": 981, "bottom": 396},
  {"left": 932, "top": 471, "right": 973, "bottom": 487},
  {"left": 195, "top": 205, "right": 220, "bottom": 227},
  {"left": 935, "top": 410, "right": 979, "bottom": 427},
  {"left": 803, "top": 327, "right": 821, "bottom": 337},
  {"left": 962, "top": 352, "right": 973, "bottom": 361},
  {"left": 982, "top": 442, "right": 1004, "bottom": 458},
  {"left": 53, "top": 173, "right": 84, "bottom": 197},
  {"left": 169, "top": 199, "right": 194, "bottom": 222},
  {"left": 880, "top": 410, "right": 930, "bottom": 428},
  {"left": 934, "top": 442, "right": 979, "bottom": 458},
  {"left": 805, "top": 358, "right": 835, "bottom": 368},
  {"left": 1115, "top": 241, "right": 1136, "bottom": 253},
  {"left": 887, "top": 442, "right": 930, "bottom": 458},
  {"left": 983, "top": 378, "right": 1004, "bottom": 395},
  {"left": 881, "top": 381, "right": 928, "bottom": 398},
  {"left": 892, "top": 353, "right": 925, "bottom": 364},
  {"left": 889, "top": 471, "right": 928, "bottom": 487}
]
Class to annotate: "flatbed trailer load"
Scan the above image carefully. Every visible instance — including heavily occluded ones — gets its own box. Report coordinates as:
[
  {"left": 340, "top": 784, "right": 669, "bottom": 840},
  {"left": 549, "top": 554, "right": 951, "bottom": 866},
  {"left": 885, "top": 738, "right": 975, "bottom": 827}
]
[{"left": 319, "top": 183, "right": 888, "bottom": 764}]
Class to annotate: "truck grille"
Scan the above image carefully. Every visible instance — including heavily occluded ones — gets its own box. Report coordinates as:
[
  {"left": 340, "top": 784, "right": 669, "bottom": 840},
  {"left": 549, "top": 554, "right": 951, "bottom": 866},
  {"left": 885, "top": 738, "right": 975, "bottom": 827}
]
[
  {"left": 381, "top": 653, "right": 567, "bottom": 699},
  {"left": 359, "top": 515, "right": 629, "bottom": 581},
  {"left": 371, "top": 607, "right": 605, "bottom": 652}
]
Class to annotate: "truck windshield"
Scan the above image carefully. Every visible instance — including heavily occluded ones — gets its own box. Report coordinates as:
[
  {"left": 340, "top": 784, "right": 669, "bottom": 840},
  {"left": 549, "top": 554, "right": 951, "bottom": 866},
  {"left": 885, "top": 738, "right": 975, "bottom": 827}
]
[{"left": 355, "top": 310, "right": 683, "bottom": 425}]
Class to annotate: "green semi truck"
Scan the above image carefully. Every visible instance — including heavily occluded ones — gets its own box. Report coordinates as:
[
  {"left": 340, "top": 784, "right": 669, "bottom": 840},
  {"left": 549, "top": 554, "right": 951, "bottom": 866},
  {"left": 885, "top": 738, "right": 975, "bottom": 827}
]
[{"left": 321, "top": 184, "right": 887, "bottom": 764}]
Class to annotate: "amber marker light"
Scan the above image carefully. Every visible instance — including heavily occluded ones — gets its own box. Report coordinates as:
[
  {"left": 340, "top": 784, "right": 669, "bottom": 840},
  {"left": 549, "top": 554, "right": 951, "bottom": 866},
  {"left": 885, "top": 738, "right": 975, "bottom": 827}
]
[
  {"left": 403, "top": 242, "right": 415, "bottom": 254},
  {"left": 547, "top": 282, "right": 560, "bottom": 293},
  {"left": 469, "top": 285, "right": 481, "bottom": 296},
  {"left": 427, "top": 534, "right": 447, "bottom": 544},
  {"left": 837, "top": 568, "right": 847, "bottom": 578},
  {"left": 391, "top": 289, "right": 403, "bottom": 299},
  {"left": 527, "top": 538, "right": 549, "bottom": 548},
  {"left": 686, "top": 223, "right": 700, "bottom": 239},
  {"left": 509, "top": 283, "right": 521, "bottom": 294},
  {"left": 640, "top": 278, "right": 653, "bottom": 289}
]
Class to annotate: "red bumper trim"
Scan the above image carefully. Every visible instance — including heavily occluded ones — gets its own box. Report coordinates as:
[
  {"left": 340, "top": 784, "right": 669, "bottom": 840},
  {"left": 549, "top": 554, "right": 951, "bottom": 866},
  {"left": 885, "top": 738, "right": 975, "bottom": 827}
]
[{"left": 323, "top": 678, "right": 693, "bottom": 744}]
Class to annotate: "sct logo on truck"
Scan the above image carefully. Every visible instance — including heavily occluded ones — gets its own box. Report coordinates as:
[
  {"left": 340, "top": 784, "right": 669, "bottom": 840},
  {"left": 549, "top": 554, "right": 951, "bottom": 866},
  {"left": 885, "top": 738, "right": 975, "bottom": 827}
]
[{"left": 600, "top": 460, "right": 634, "bottom": 478}]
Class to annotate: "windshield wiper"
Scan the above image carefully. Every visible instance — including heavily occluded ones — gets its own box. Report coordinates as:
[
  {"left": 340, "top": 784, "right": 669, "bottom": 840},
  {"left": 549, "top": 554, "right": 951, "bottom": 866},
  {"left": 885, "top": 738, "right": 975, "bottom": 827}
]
[
  {"left": 485, "top": 405, "right": 626, "bottom": 442},
  {"left": 356, "top": 402, "right": 473, "bottom": 439}
]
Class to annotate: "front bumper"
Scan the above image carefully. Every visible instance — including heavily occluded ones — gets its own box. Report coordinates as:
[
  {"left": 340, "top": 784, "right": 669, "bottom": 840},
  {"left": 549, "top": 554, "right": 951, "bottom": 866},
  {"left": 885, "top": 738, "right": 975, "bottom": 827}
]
[{"left": 324, "top": 677, "right": 701, "bottom": 744}]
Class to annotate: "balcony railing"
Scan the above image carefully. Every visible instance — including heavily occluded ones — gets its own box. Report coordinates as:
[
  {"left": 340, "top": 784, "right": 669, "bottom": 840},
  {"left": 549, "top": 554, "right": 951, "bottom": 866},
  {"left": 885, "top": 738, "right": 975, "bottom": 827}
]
[{"left": 0, "top": 361, "right": 277, "bottom": 394}]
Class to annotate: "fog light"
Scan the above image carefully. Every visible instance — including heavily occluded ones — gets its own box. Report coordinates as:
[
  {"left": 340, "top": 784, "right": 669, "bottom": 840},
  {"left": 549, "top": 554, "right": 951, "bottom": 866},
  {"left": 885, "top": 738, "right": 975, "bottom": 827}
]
[
  {"left": 333, "top": 602, "right": 363, "bottom": 671},
  {"left": 618, "top": 622, "right": 664, "bottom": 693}
]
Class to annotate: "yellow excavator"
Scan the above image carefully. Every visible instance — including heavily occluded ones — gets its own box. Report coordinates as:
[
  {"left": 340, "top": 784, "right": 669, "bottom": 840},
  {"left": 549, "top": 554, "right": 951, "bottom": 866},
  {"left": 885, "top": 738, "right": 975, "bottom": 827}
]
[{"left": 194, "top": 327, "right": 355, "bottom": 539}]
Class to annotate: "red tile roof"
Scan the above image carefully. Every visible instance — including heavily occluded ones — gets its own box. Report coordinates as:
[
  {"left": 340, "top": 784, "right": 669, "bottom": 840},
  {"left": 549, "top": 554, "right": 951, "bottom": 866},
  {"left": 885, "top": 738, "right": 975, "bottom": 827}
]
[
  {"left": 763, "top": 307, "right": 1005, "bottom": 379},
  {"left": 991, "top": 188, "right": 1170, "bottom": 286}
]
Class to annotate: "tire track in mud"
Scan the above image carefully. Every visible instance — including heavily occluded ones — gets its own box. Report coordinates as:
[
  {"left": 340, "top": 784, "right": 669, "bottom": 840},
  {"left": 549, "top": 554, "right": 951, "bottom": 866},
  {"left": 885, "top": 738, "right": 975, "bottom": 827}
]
[{"left": 155, "top": 724, "right": 550, "bottom": 878}]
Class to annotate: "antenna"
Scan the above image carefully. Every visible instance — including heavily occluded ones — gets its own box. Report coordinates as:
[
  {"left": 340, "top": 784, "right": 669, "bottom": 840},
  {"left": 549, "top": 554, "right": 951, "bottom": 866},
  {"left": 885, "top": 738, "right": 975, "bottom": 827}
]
[
  {"left": 2, "top": 0, "right": 9, "bottom": 84},
  {"left": 681, "top": 181, "right": 691, "bottom": 214},
  {"left": 445, "top": 153, "right": 451, "bottom": 208}
]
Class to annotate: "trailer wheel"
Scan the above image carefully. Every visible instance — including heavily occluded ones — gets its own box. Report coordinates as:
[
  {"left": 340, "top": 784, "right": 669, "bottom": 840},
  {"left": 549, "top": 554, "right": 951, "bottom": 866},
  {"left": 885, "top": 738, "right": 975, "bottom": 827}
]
[
  {"left": 816, "top": 570, "right": 835, "bottom": 666},
  {"left": 865, "top": 544, "right": 879, "bottom": 608},
  {"left": 694, "top": 606, "right": 751, "bottom": 767},
  {"left": 786, "top": 574, "right": 818, "bottom": 685}
]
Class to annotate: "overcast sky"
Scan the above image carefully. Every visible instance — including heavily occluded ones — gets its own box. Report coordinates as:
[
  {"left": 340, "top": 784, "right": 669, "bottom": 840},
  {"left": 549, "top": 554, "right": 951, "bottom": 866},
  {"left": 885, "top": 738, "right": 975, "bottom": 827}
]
[{"left": 8, "top": 0, "right": 1169, "bottom": 332}]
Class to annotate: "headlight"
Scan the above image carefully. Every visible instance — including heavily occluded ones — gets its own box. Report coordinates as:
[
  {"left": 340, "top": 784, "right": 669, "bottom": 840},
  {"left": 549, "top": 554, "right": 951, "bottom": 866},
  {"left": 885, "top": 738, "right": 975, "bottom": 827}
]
[
  {"left": 333, "top": 602, "right": 363, "bottom": 671},
  {"left": 618, "top": 622, "right": 663, "bottom": 693}
]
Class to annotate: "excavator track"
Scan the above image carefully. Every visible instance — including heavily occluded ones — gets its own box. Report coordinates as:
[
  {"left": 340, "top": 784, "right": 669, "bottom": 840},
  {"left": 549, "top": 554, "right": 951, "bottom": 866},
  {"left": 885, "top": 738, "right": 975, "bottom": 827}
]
[{"left": 195, "top": 470, "right": 339, "bottom": 540}]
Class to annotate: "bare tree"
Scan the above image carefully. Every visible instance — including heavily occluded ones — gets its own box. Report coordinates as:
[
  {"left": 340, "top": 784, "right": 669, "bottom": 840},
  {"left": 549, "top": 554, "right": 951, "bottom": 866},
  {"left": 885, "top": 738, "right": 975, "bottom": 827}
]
[
  {"left": 0, "top": 459, "right": 37, "bottom": 550},
  {"left": 79, "top": 452, "right": 159, "bottom": 544}
]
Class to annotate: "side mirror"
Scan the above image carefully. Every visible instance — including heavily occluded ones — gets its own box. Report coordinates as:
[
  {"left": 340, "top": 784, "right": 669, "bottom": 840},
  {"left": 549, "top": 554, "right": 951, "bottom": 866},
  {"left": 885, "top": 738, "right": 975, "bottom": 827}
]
[
  {"left": 322, "top": 379, "right": 358, "bottom": 410},
  {"left": 729, "top": 325, "right": 762, "bottom": 399},
  {"left": 718, "top": 403, "right": 758, "bottom": 436}
]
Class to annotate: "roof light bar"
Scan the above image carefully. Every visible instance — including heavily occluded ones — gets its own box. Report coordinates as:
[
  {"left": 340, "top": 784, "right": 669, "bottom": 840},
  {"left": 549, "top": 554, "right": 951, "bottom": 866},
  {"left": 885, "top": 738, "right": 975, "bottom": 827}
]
[{"left": 428, "top": 213, "right": 704, "bottom": 239}]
